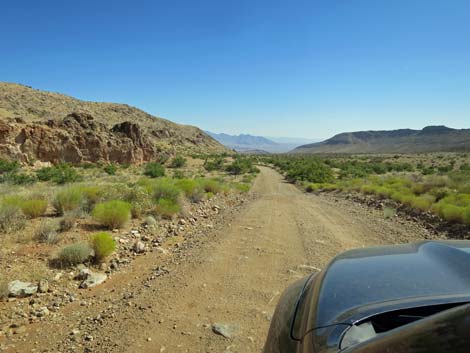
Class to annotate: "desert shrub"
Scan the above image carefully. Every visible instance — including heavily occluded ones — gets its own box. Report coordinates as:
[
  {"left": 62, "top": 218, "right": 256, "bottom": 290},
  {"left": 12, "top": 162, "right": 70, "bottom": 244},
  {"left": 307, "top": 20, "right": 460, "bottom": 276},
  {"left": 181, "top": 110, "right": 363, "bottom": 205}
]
[
  {"left": 79, "top": 185, "right": 105, "bottom": 212},
  {"left": 154, "top": 198, "right": 180, "bottom": 219},
  {"left": 440, "top": 204, "right": 465, "bottom": 223},
  {"left": 232, "top": 182, "right": 250, "bottom": 193},
  {"left": 175, "top": 179, "right": 204, "bottom": 202},
  {"left": 121, "top": 185, "right": 153, "bottom": 218},
  {"left": 144, "top": 162, "right": 165, "bottom": 178},
  {"left": 464, "top": 207, "right": 470, "bottom": 225},
  {"left": 92, "top": 200, "right": 131, "bottom": 229},
  {"left": 152, "top": 179, "right": 181, "bottom": 202},
  {"left": 203, "top": 157, "right": 225, "bottom": 171},
  {"left": 103, "top": 163, "right": 118, "bottom": 175},
  {"left": 170, "top": 155, "right": 187, "bottom": 168},
  {"left": 199, "top": 179, "right": 224, "bottom": 194},
  {"left": 34, "top": 220, "right": 59, "bottom": 244},
  {"left": 286, "top": 160, "right": 333, "bottom": 183},
  {"left": 59, "top": 211, "right": 80, "bottom": 232},
  {"left": 409, "top": 196, "right": 433, "bottom": 211},
  {"left": 225, "top": 158, "right": 258, "bottom": 175},
  {"left": 36, "top": 163, "right": 81, "bottom": 184},
  {"left": 0, "top": 159, "right": 20, "bottom": 174},
  {"left": 20, "top": 199, "right": 48, "bottom": 218},
  {"left": 53, "top": 187, "right": 83, "bottom": 215},
  {"left": 5, "top": 173, "right": 37, "bottom": 185},
  {"left": 0, "top": 203, "right": 26, "bottom": 232},
  {"left": 90, "top": 232, "right": 116, "bottom": 262},
  {"left": 56, "top": 243, "right": 92, "bottom": 267}
]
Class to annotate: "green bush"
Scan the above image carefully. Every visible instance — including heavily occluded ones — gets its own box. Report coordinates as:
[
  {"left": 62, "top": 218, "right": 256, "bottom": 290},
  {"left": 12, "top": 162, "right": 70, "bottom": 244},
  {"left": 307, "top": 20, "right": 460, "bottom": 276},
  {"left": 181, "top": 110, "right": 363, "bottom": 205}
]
[
  {"left": 232, "top": 182, "right": 250, "bottom": 193},
  {"left": 0, "top": 203, "right": 26, "bottom": 232},
  {"left": 90, "top": 232, "right": 116, "bottom": 262},
  {"left": 92, "top": 200, "right": 131, "bottom": 229},
  {"left": 203, "top": 157, "right": 225, "bottom": 171},
  {"left": 53, "top": 187, "right": 83, "bottom": 215},
  {"left": 152, "top": 179, "right": 181, "bottom": 202},
  {"left": 144, "top": 162, "right": 165, "bottom": 178},
  {"left": 175, "top": 179, "right": 204, "bottom": 202},
  {"left": 154, "top": 198, "right": 180, "bottom": 219},
  {"left": 120, "top": 185, "right": 153, "bottom": 218},
  {"left": 409, "top": 196, "right": 433, "bottom": 211},
  {"left": 79, "top": 185, "right": 105, "bottom": 212},
  {"left": 57, "top": 243, "right": 92, "bottom": 267},
  {"left": 36, "top": 163, "right": 81, "bottom": 184},
  {"left": 199, "top": 179, "right": 224, "bottom": 194},
  {"left": 103, "top": 163, "right": 118, "bottom": 175},
  {"left": 20, "top": 199, "right": 48, "bottom": 218},
  {"left": 286, "top": 160, "right": 333, "bottom": 183},
  {"left": 170, "top": 155, "right": 187, "bottom": 168},
  {"left": 225, "top": 158, "right": 258, "bottom": 175},
  {"left": 440, "top": 204, "right": 465, "bottom": 223},
  {"left": 4, "top": 173, "right": 37, "bottom": 185},
  {"left": 464, "top": 207, "right": 470, "bottom": 225},
  {"left": 0, "top": 159, "right": 20, "bottom": 174}
]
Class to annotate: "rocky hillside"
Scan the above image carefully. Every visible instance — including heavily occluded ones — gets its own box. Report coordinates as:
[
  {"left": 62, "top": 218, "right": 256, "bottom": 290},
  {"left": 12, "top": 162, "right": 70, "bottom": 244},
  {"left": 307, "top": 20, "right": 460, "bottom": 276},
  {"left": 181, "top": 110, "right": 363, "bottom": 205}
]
[
  {"left": 0, "top": 82, "right": 226, "bottom": 164},
  {"left": 293, "top": 126, "right": 470, "bottom": 154}
]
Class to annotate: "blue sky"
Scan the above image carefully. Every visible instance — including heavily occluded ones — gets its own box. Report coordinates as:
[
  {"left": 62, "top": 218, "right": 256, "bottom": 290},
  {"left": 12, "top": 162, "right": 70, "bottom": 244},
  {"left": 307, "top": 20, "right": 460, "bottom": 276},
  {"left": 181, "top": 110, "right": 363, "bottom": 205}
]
[{"left": 1, "top": 0, "right": 469, "bottom": 139}]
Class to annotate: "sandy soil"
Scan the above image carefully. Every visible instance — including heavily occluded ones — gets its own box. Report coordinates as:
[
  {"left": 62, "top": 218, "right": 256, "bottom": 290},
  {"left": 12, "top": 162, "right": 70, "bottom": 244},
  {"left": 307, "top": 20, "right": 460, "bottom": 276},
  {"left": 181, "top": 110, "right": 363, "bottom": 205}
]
[{"left": 4, "top": 167, "right": 434, "bottom": 353}]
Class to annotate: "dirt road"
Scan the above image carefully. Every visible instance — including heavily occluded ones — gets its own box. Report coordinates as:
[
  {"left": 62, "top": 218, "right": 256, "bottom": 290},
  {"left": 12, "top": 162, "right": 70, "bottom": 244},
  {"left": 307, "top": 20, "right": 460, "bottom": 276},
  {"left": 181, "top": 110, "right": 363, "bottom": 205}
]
[{"left": 8, "top": 167, "right": 432, "bottom": 353}]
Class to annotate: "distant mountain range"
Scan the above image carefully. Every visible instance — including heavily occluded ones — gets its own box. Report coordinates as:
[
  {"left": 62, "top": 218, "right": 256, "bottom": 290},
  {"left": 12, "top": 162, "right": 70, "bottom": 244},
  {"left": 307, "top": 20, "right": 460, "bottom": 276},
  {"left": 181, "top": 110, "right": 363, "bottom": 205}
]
[
  {"left": 206, "top": 131, "right": 319, "bottom": 153},
  {"left": 292, "top": 126, "right": 470, "bottom": 154}
]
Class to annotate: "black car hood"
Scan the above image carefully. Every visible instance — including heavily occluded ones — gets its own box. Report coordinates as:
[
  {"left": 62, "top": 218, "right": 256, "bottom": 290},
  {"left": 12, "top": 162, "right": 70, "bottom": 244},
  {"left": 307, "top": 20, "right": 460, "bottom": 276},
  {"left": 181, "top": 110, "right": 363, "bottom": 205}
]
[{"left": 314, "top": 240, "right": 470, "bottom": 328}]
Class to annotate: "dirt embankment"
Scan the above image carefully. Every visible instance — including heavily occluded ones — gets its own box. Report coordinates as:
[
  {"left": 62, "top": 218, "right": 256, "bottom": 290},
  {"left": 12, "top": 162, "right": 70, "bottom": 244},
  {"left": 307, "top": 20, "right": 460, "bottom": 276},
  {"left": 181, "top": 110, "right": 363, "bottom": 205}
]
[{"left": 2, "top": 167, "right": 437, "bottom": 353}]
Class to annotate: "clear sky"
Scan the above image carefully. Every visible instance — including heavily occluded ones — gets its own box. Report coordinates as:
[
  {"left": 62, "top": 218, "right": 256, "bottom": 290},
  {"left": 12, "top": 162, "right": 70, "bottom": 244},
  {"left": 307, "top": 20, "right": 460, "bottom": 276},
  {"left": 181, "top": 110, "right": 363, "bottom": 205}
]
[{"left": 1, "top": 0, "right": 469, "bottom": 139}]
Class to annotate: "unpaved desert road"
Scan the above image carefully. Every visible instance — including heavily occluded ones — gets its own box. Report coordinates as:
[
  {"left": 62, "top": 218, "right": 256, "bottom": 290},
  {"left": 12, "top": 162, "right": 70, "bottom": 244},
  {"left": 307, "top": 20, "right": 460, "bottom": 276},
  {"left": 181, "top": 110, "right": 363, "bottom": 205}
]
[{"left": 8, "top": 167, "right": 430, "bottom": 353}]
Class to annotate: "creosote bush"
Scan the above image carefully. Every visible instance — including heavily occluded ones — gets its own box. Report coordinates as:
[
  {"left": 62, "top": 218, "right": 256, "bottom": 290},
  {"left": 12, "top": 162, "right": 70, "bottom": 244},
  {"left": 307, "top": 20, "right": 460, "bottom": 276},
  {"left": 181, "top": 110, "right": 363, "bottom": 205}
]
[
  {"left": 92, "top": 200, "right": 132, "bottom": 229},
  {"left": 20, "top": 199, "right": 48, "bottom": 218},
  {"left": 57, "top": 243, "right": 91, "bottom": 267},
  {"left": 144, "top": 162, "right": 165, "bottom": 178},
  {"left": 36, "top": 163, "right": 82, "bottom": 184},
  {"left": 154, "top": 198, "right": 180, "bottom": 219},
  {"left": 0, "top": 202, "right": 26, "bottom": 233},
  {"left": 170, "top": 155, "right": 187, "bottom": 168},
  {"left": 90, "top": 232, "right": 116, "bottom": 262},
  {"left": 34, "top": 220, "right": 59, "bottom": 244},
  {"left": 53, "top": 187, "right": 83, "bottom": 215},
  {"left": 152, "top": 179, "right": 181, "bottom": 202}
]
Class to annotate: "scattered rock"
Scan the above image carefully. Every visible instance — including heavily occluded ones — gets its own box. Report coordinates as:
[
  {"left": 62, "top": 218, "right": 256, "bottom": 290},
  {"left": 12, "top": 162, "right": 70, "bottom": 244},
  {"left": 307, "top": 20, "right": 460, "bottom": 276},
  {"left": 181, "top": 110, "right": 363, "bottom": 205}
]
[
  {"left": 133, "top": 240, "right": 146, "bottom": 254},
  {"left": 212, "top": 323, "right": 235, "bottom": 339},
  {"left": 8, "top": 280, "right": 38, "bottom": 297},
  {"left": 79, "top": 272, "right": 107, "bottom": 289},
  {"left": 38, "top": 279, "right": 49, "bottom": 293},
  {"left": 75, "top": 268, "right": 92, "bottom": 281}
]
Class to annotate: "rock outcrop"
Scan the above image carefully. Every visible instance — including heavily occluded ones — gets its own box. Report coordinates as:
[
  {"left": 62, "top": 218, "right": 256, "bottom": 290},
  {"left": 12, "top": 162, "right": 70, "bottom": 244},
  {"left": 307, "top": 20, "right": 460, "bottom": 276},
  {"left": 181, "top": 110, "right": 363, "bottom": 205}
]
[
  {"left": 0, "top": 112, "right": 163, "bottom": 164},
  {"left": 0, "top": 82, "right": 228, "bottom": 163}
]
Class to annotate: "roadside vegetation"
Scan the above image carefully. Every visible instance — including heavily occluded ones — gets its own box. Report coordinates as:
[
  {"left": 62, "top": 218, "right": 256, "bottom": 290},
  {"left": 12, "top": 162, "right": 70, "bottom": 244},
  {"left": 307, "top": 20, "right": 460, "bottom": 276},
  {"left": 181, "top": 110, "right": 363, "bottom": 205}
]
[
  {"left": 260, "top": 153, "right": 470, "bottom": 226},
  {"left": 0, "top": 153, "right": 256, "bottom": 289}
]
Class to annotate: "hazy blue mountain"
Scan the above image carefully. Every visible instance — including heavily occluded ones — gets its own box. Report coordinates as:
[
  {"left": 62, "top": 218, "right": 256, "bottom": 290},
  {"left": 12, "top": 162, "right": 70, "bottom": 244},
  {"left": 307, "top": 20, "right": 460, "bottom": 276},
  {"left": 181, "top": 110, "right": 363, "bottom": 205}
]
[{"left": 206, "top": 131, "right": 319, "bottom": 153}]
